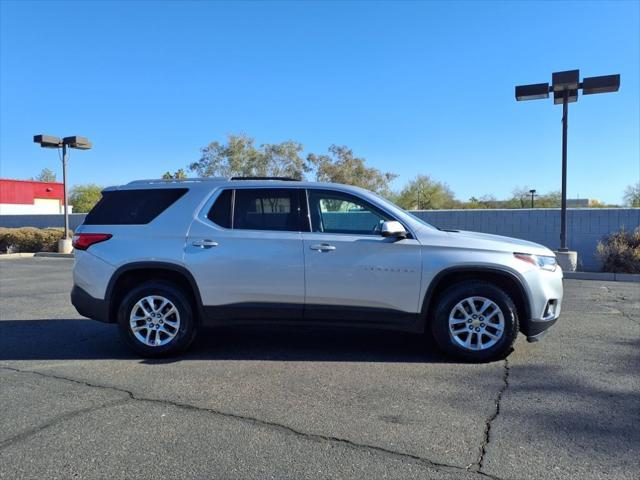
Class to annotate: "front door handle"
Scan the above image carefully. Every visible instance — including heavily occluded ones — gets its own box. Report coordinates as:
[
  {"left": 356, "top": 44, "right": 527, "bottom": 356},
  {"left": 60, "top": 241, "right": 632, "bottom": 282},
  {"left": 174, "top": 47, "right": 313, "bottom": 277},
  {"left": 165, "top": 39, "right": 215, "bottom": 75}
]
[
  {"left": 309, "top": 243, "right": 336, "bottom": 252},
  {"left": 192, "top": 239, "right": 219, "bottom": 248}
]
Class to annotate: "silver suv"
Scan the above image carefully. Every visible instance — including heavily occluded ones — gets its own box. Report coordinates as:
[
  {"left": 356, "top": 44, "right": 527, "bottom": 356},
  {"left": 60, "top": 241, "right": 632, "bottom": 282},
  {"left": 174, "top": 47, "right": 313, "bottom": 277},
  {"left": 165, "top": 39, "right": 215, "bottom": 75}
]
[{"left": 71, "top": 177, "right": 563, "bottom": 362}]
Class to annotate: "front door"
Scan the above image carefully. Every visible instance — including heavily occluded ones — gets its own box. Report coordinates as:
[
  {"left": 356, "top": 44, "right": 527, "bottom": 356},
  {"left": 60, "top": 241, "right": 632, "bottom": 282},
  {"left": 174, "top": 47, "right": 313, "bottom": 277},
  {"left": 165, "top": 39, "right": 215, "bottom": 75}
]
[
  {"left": 302, "top": 188, "right": 422, "bottom": 326},
  {"left": 185, "top": 187, "right": 306, "bottom": 320}
]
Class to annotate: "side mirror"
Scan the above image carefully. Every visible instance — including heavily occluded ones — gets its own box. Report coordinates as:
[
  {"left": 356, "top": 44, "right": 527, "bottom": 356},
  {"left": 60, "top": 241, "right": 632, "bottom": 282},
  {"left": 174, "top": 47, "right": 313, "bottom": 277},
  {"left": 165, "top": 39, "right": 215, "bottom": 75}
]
[{"left": 381, "top": 220, "right": 407, "bottom": 239}]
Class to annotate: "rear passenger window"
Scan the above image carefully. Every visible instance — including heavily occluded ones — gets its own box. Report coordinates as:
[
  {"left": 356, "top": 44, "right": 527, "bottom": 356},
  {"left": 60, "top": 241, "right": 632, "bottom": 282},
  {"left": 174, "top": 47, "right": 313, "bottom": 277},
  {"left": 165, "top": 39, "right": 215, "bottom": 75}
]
[
  {"left": 207, "top": 189, "right": 232, "bottom": 228},
  {"left": 84, "top": 189, "right": 187, "bottom": 225},
  {"left": 233, "top": 189, "right": 300, "bottom": 231}
]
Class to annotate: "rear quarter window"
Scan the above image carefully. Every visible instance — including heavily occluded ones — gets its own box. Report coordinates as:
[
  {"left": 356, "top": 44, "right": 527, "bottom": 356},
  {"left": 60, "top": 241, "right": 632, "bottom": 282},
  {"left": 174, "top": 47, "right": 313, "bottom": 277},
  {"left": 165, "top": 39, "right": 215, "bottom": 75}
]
[
  {"left": 83, "top": 188, "right": 188, "bottom": 225},
  {"left": 207, "top": 189, "right": 232, "bottom": 228}
]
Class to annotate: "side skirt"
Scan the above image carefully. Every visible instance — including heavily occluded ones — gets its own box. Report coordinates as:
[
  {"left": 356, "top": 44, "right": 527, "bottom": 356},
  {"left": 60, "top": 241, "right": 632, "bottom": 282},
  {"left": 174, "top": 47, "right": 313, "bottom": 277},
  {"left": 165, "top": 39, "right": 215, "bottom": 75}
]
[{"left": 202, "top": 303, "right": 423, "bottom": 333}]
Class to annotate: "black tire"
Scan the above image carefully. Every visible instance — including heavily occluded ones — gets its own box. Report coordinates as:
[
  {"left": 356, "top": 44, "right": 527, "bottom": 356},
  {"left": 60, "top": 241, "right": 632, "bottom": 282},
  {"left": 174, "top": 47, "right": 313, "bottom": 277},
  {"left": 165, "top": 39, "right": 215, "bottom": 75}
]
[
  {"left": 117, "top": 281, "right": 198, "bottom": 358},
  {"left": 430, "top": 281, "right": 519, "bottom": 362}
]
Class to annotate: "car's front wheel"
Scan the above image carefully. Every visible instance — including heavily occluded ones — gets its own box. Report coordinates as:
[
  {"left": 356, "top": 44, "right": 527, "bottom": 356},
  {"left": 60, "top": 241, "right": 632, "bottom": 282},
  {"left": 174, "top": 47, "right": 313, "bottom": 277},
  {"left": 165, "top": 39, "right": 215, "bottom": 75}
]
[
  {"left": 431, "top": 281, "right": 519, "bottom": 362},
  {"left": 117, "top": 281, "right": 197, "bottom": 357}
]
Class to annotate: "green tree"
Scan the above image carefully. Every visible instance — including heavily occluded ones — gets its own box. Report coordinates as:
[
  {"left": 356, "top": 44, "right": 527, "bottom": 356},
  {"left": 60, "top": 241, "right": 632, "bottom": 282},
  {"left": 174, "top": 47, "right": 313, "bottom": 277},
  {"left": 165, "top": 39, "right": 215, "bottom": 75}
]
[
  {"left": 189, "top": 134, "right": 260, "bottom": 177},
  {"left": 464, "top": 196, "right": 485, "bottom": 209},
  {"left": 162, "top": 169, "right": 187, "bottom": 180},
  {"left": 189, "top": 134, "right": 311, "bottom": 180},
  {"left": 509, "top": 186, "right": 535, "bottom": 208},
  {"left": 469, "top": 194, "right": 501, "bottom": 209},
  {"left": 262, "top": 142, "right": 309, "bottom": 179},
  {"left": 460, "top": 190, "right": 561, "bottom": 209},
  {"left": 33, "top": 168, "right": 57, "bottom": 182},
  {"left": 536, "top": 191, "right": 561, "bottom": 208},
  {"left": 623, "top": 182, "right": 640, "bottom": 207},
  {"left": 69, "top": 184, "right": 102, "bottom": 213},
  {"left": 394, "top": 175, "right": 457, "bottom": 210},
  {"left": 309, "top": 145, "right": 397, "bottom": 196}
]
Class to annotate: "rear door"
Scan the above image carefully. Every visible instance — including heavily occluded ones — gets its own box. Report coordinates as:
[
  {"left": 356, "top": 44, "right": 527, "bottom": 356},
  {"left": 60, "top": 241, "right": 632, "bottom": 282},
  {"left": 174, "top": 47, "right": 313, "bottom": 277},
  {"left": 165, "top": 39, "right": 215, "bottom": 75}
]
[
  {"left": 302, "top": 188, "right": 422, "bottom": 325},
  {"left": 185, "top": 187, "right": 306, "bottom": 320}
]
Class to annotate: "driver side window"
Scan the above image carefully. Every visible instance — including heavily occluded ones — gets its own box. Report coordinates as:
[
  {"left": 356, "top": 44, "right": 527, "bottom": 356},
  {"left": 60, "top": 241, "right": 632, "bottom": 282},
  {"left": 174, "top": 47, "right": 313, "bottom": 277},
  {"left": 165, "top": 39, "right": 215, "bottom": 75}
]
[{"left": 307, "top": 189, "right": 391, "bottom": 235}]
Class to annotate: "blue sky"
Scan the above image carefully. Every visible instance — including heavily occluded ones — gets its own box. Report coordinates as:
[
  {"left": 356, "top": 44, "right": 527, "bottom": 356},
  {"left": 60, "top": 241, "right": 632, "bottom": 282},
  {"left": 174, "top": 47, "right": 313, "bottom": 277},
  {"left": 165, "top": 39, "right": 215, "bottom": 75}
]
[{"left": 1, "top": 0, "right": 638, "bottom": 204}]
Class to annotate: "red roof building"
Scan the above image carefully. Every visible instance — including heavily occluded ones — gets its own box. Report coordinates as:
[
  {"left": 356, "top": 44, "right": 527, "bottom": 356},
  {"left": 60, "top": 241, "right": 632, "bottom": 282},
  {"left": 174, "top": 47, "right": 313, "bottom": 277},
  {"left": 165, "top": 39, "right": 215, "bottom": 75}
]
[{"left": 0, "top": 178, "right": 72, "bottom": 214}]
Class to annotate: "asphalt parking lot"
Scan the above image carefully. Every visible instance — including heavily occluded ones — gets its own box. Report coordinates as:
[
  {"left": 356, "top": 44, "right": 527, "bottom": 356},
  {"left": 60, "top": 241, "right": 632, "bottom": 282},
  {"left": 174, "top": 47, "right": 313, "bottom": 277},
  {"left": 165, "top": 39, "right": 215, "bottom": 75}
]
[{"left": 0, "top": 258, "right": 638, "bottom": 480}]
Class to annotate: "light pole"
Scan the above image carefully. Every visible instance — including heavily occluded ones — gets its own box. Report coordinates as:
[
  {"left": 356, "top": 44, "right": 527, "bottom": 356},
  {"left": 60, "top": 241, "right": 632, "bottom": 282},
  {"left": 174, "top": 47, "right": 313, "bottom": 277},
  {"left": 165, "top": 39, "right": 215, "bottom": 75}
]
[
  {"left": 515, "top": 70, "right": 619, "bottom": 269},
  {"left": 33, "top": 135, "right": 92, "bottom": 252},
  {"left": 529, "top": 189, "right": 537, "bottom": 208}
]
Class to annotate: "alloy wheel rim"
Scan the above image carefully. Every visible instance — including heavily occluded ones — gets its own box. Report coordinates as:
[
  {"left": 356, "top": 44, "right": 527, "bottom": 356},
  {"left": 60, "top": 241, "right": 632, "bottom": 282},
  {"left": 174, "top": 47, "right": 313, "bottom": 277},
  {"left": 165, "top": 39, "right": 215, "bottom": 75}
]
[
  {"left": 129, "top": 295, "right": 180, "bottom": 347},
  {"left": 448, "top": 296, "right": 505, "bottom": 351}
]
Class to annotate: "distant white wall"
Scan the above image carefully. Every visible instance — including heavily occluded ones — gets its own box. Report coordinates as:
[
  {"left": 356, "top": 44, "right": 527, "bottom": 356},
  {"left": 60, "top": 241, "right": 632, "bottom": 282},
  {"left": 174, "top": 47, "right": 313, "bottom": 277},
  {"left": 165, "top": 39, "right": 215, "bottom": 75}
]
[{"left": 0, "top": 201, "right": 72, "bottom": 215}]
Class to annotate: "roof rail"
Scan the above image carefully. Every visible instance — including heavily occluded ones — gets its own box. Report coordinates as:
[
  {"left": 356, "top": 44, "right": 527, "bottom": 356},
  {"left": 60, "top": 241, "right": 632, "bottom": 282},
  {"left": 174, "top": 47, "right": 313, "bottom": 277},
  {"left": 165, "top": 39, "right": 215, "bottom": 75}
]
[
  {"left": 230, "top": 176, "right": 298, "bottom": 181},
  {"left": 126, "top": 176, "right": 300, "bottom": 185},
  {"left": 127, "top": 177, "right": 227, "bottom": 185}
]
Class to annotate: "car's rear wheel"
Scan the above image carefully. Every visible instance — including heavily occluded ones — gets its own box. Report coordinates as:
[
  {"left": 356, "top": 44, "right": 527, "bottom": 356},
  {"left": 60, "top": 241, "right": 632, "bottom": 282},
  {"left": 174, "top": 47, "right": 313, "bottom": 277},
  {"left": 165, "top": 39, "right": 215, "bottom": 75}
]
[
  {"left": 431, "top": 281, "right": 519, "bottom": 362},
  {"left": 117, "top": 281, "right": 197, "bottom": 357}
]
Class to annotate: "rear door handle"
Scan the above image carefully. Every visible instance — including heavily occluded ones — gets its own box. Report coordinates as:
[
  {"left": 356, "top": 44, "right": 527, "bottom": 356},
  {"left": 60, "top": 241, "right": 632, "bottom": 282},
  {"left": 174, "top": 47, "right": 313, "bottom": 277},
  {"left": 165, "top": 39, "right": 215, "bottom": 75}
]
[
  {"left": 192, "top": 239, "right": 218, "bottom": 248},
  {"left": 309, "top": 243, "right": 336, "bottom": 252}
]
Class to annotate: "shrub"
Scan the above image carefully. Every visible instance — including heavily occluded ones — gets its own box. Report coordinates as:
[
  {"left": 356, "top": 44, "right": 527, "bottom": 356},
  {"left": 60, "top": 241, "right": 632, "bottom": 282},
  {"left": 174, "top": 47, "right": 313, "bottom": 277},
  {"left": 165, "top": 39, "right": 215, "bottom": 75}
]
[
  {"left": 0, "top": 228, "right": 10, "bottom": 252},
  {"left": 0, "top": 227, "right": 71, "bottom": 253},
  {"left": 596, "top": 227, "right": 640, "bottom": 273}
]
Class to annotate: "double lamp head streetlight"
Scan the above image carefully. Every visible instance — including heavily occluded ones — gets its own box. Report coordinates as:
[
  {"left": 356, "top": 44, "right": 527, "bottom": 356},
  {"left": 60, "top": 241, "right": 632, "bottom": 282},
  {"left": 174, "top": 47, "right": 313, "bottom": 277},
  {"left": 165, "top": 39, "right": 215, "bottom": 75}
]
[
  {"left": 515, "top": 70, "right": 620, "bottom": 254},
  {"left": 33, "top": 135, "right": 92, "bottom": 245}
]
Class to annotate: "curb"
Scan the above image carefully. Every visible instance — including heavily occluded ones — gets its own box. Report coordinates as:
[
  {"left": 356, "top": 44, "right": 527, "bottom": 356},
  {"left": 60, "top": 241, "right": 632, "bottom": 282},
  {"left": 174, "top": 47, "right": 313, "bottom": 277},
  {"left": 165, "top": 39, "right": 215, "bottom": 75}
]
[
  {"left": 0, "top": 252, "right": 74, "bottom": 259},
  {"left": 34, "top": 252, "right": 74, "bottom": 259},
  {"left": 0, "top": 253, "right": 36, "bottom": 259},
  {"left": 564, "top": 271, "right": 640, "bottom": 283}
]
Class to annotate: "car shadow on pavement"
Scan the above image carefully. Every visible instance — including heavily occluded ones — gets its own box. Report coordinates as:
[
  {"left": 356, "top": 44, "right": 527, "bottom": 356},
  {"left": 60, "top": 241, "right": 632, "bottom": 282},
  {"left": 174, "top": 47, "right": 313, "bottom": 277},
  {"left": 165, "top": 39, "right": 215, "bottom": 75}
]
[{"left": 0, "top": 319, "right": 455, "bottom": 363}]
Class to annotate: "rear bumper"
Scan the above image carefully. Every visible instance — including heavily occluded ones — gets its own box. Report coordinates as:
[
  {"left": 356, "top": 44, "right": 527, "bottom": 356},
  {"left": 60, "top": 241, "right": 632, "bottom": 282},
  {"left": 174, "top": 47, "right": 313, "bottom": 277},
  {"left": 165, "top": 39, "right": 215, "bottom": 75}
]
[{"left": 71, "top": 285, "right": 111, "bottom": 323}]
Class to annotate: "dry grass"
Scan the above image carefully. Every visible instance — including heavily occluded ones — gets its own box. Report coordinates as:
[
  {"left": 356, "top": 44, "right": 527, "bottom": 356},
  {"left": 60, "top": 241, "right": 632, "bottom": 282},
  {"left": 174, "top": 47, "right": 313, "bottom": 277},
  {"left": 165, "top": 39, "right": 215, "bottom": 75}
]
[{"left": 596, "top": 227, "right": 640, "bottom": 273}]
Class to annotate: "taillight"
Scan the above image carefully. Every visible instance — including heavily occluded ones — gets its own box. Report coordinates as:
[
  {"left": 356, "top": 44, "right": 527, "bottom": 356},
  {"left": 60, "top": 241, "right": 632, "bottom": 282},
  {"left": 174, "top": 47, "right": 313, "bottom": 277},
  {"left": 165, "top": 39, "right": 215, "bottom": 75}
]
[{"left": 72, "top": 233, "right": 112, "bottom": 250}]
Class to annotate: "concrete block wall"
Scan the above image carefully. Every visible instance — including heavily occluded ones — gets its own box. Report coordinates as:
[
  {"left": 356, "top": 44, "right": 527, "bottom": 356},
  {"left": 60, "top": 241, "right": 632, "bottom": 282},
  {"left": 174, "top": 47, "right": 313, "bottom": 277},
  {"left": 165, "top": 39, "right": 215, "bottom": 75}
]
[
  {"left": 1, "top": 209, "right": 638, "bottom": 271},
  {"left": 0, "top": 214, "right": 87, "bottom": 231},
  {"left": 412, "top": 208, "right": 640, "bottom": 271}
]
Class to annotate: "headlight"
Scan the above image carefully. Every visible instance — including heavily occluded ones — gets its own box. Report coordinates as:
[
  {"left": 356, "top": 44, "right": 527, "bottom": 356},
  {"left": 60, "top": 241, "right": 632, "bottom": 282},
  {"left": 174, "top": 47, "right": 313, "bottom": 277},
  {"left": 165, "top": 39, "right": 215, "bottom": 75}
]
[{"left": 514, "top": 253, "right": 557, "bottom": 272}]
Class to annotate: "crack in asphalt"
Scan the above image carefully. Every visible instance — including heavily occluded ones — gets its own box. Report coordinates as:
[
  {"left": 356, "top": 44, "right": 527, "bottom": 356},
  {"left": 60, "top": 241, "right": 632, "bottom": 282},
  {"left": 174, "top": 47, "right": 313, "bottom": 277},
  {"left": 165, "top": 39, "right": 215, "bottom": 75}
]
[
  {"left": 612, "top": 307, "right": 640, "bottom": 326},
  {"left": 599, "top": 286, "right": 640, "bottom": 326},
  {"left": 0, "top": 397, "right": 131, "bottom": 450},
  {"left": 466, "top": 358, "right": 510, "bottom": 474},
  {"left": 0, "top": 365, "right": 503, "bottom": 480},
  {"left": 589, "top": 286, "right": 639, "bottom": 326}
]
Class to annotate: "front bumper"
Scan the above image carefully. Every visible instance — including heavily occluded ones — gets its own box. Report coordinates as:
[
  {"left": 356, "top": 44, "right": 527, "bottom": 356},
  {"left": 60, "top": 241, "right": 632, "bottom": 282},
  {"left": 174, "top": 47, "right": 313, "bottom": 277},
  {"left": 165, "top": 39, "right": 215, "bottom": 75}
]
[
  {"left": 523, "top": 316, "right": 558, "bottom": 342},
  {"left": 520, "top": 266, "right": 563, "bottom": 342},
  {"left": 71, "top": 285, "right": 111, "bottom": 323}
]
